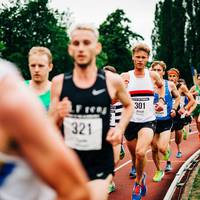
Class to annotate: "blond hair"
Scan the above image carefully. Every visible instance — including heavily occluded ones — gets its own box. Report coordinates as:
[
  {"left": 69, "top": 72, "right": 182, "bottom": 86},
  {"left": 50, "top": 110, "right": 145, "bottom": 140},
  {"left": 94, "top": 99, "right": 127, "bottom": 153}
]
[
  {"left": 132, "top": 43, "right": 151, "bottom": 55},
  {"left": 151, "top": 60, "right": 167, "bottom": 71},
  {"left": 69, "top": 23, "right": 99, "bottom": 40},
  {"left": 28, "top": 46, "right": 52, "bottom": 64}
]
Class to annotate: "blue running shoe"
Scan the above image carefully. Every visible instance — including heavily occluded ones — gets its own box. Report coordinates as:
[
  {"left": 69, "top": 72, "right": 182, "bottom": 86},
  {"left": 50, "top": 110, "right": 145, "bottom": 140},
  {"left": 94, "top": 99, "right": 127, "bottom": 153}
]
[
  {"left": 165, "top": 161, "right": 172, "bottom": 172},
  {"left": 141, "top": 173, "right": 147, "bottom": 196},
  {"left": 129, "top": 166, "right": 136, "bottom": 179},
  {"left": 176, "top": 151, "right": 182, "bottom": 158},
  {"left": 132, "top": 183, "right": 142, "bottom": 200}
]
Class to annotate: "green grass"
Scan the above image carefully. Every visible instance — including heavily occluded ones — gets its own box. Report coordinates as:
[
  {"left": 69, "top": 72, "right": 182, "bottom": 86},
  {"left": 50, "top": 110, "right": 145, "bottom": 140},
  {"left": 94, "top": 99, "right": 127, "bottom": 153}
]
[{"left": 188, "top": 168, "right": 200, "bottom": 200}]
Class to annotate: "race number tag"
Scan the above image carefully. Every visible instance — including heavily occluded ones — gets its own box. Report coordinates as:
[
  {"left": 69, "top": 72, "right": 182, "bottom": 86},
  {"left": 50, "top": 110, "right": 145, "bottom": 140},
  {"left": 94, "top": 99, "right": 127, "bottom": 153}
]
[
  {"left": 155, "top": 104, "right": 167, "bottom": 117},
  {"left": 196, "top": 96, "right": 200, "bottom": 104},
  {"left": 63, "top": 117, "right": 102, "bottom": 151},
  {"left": 132, "top": 97, "right": 153, "bottom": 118}
]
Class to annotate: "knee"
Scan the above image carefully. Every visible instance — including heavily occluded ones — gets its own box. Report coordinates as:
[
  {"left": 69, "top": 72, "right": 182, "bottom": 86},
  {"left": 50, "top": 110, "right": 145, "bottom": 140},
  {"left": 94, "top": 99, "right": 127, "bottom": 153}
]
[
  {"left": 158, "top": 146, "right": 167, "bottom": 154},
  {"left": 136, "top": 149, "right": 146, "bottom": 160}
]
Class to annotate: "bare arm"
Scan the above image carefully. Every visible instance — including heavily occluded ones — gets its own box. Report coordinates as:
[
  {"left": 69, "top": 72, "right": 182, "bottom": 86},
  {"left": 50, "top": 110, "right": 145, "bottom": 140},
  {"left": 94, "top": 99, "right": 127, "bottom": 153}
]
[
  {"left": 106, "top": 72, "right": 133, "bottom": 145},
  {"left": 181, "top": 84, "right": 196, "bottom": 111},
  {"left": 49, "top": 74, "right": 72, "bottom": 127},
  {"left": 0, "top": 74, "right": 90, "bottom": 200},
  {"left": 169, "top": 81, "right": 180, "bottom": 110},
  {"left": 114, "top": 74, "right": 133, "bottom": 133}
]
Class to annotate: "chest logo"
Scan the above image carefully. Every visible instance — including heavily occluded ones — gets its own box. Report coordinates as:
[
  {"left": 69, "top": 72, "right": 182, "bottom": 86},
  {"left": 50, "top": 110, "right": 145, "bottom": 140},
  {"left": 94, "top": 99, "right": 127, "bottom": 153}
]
[{"left": 92, "top": 88, "right": 106, "bottom": 96}]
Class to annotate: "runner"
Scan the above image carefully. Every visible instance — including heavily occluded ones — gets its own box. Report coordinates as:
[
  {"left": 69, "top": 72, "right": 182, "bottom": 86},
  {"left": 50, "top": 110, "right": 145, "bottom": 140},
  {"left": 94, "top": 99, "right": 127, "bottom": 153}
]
[
  {"left": 0, "top": 58, "right": 111, "bottom": 200},
  {"left": 178, "top": 79, "right": 196, "bottom": 140},
  {"left": 151, "top": 61, "right": 180, "bottom": 182},
  {"left": 121, "top": 43, "right": 165, "bottom": 200},
  {"left": 103, "top": 65, "right": 123, "bottom": 193},
  {"left": 190, "top": 74, "right": 200, "bottom": 141},
  {"left": 26, "top": 46, "right": 53, "bottom": 110},
  {"left": 49, "top": 23, "right": 133, "bottom": 182},
  {"left": 167, "top": 68, "right": 195, "bottom": 158}
]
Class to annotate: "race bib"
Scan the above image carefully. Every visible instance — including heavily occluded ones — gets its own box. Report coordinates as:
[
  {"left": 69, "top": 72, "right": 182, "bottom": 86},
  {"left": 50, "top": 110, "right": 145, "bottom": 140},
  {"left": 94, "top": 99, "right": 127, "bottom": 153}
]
[
  {"left": 155, "top": 104, "right": 167, "bottom": 118},
  {"left": 63, "top": 116, "right": 102, "bottom": 151},
  {"left": 196, "top": 96, "right": 200, "bottom": 104},
  {"left": 132, "top": 96, "right": 154, "bottom": 121}
]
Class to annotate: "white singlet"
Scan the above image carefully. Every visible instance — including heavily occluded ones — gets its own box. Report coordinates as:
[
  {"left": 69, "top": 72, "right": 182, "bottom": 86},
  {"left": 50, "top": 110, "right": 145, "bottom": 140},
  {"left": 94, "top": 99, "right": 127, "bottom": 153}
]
[{"left": 127, "top": 69, "right": 155, "bottom": 122}]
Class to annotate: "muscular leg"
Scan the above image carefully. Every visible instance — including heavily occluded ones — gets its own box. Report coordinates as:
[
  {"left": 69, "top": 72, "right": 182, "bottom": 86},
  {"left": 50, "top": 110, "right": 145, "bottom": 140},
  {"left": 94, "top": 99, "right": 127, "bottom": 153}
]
[
  {"left": 152, "top": 134, "right": 160, "bottom": 170},
  {"left": 175, "top": 130, "right": 182, "bottom": 152},
  {"left": 126, "top": 139, "right": 137, "bottom": 167},
  {"left": 135, "top": 128, "right": 154, "bottom": 184}
]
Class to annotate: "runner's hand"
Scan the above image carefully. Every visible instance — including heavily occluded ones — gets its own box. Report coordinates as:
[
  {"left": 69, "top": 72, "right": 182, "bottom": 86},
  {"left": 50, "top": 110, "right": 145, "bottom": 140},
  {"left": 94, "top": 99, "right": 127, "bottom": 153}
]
[
  {"left": 57, "top": 97, "right": 72, "bottom": 118},
  {"left": 155, "top": 102, "right": 164, "bottom": 112},
  {"left": 170, "top": 109, "right": 176, "bottom": 118},
  {"left": 106, "top": 127, "right": 123, "bottom": 146},
  {"left": 178, "top": 107, "right": 186, "bottom": 115}
]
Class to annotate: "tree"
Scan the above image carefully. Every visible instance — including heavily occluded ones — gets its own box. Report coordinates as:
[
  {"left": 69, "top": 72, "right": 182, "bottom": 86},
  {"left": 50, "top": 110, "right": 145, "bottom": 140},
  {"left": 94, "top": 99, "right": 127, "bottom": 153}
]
[
  {"left": 0, "top": 0, "right": 73, "bottom": 79},
  {"left": 98, "top": 9, "right": 143, "bottom": 73},
  {"left": 152, "top": 0, "right": 173, "bottom": 67}
]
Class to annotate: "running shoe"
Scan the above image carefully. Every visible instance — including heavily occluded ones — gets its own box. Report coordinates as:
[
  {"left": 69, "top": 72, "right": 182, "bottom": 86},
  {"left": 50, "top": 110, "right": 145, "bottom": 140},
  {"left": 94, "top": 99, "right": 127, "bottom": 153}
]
[
  {"left": 132, "top": 183, "right": 142, "bottom": 200},
  {"left": 108, "top": 181, "right": 116, "bottom": 193},
  {"left": 163, "top": 147, "right": 171, "bottom": 161},
  {"left": 165, "top": 161, "right": 172, "bottom": 172},
  {"left": 153, "top": 170, "right": 164, "bottom": 182},
  {"left": 141, "top": 172, "right": 147, "bottom": 196},
  {"left": 120, "top": 144, "right": 125, "bottom": 160},
  {"left": 129, "top": 166, "right": 136, "bottom": 179},
  {"left": 182, "top": 128, "right": 188, "bottom": 140},
  {"left": 176, "top": 151, "right": 182, "bottom": 158}
]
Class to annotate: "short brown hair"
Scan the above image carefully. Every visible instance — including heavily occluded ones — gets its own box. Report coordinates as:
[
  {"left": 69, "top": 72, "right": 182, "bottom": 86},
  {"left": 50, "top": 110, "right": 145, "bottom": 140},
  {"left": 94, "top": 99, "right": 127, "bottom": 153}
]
[
  {"left": 28, "top": 46, "right": 52, "bottom": 64},
  {"left": 151, "top": 61, "right": 167, "bottom": 71},
  {"left": 103, "top": 65, "right": 117, "bottom": 73},
  {"left": 132, "top": 43, "right": 151, "bottom": 55}
]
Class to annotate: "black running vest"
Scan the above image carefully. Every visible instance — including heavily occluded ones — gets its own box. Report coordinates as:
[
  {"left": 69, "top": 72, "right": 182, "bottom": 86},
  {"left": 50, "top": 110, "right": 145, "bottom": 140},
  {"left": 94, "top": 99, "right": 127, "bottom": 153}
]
[{"left": 60, "top": 69, "right": 114, "bottom": 180}]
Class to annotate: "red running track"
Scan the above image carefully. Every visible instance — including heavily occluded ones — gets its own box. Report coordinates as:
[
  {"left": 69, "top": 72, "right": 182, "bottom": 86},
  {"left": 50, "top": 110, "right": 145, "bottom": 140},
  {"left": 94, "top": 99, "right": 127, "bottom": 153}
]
[{"left": 109, "top": 125, "right": 200, "bottom": 200}]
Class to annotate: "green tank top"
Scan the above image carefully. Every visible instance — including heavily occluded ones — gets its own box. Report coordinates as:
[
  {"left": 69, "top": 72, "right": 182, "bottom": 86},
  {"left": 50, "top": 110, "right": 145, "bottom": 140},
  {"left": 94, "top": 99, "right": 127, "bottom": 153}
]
[
  {"left": 25, "top": 80, "right": 50, "bottom": 111},
  {"left": 195, "top": 84, "right": 200, "bottom": 95}
]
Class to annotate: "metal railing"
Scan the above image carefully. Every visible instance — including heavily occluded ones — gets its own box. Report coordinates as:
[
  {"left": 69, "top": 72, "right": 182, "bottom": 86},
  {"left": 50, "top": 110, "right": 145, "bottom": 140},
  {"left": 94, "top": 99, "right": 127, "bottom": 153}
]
[{"left": 163, "top": 149, "right": 200, "bottom": 200}]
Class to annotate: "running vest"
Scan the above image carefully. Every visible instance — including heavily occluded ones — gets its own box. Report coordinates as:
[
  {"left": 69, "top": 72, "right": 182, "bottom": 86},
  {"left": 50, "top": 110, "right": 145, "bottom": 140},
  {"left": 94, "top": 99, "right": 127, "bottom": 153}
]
[
  {"left": 60, "top": 69, "right": 114, "bottom": 179},
  {"left": 25, "top": 80, "right": 50, "bottom": 111},
  {"left": 154, "top": 80, "right": 173, "bottom": 120},
  {"left": 110, "top": 102, "right": 122, "bottom": 127},
  {"left": 127, "top": 69, "right": 155, "bottom": 122},
  {"left": 195, "top": 85, "right": 200, "bottom": 104},
  {"left": 0, "top": 153, "right": 56, "bottom": 200}
]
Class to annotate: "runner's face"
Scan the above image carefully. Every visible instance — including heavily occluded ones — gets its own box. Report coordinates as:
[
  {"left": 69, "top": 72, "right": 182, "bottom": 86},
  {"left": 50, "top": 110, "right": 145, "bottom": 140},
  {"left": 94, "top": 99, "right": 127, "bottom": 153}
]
[
  {"left": 69, "top": 29, "right": 101, "bottom": 68},
  {"left": 168, "top": 73, "right": 179, "bottom": 84},
  {"left": 152, "top": 64, "right": 164, "bottom": 78},
  {"left": 28, "top": 54, "right": 52, "bottom": 83},
  {"left": 132, "top": 50, "right": 149, "bottom": 70}
]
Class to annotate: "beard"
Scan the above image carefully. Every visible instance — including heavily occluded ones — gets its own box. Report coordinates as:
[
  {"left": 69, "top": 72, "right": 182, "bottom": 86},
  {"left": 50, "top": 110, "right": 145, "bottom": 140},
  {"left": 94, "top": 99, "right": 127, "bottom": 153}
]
[{"left": 76, "top": 59, "right": 92, "bottom": 69}]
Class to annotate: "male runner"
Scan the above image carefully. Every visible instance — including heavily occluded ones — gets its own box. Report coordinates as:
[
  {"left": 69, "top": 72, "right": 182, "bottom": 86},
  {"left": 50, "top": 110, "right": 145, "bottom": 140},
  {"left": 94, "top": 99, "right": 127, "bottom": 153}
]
[
  {"left": 26, "top": 46, "right": 53, "bottom": 110},
  {"left": 0, "top": 58, "right": 111, "bottom": 200},
  {"left": 49, "top": 23, "right": 133, "bottom": 181},
  {"left": 167, "top": 68, "right": 195, "bottom": 158},
  {"left": 121, "top": 43, "right": 165, "bottom": 200},
  {"left": 190, "top": 74, "right": 200, "bottom": 141},
  {"left": 151, "top": 61, "right": 180, "bottom": 182}
]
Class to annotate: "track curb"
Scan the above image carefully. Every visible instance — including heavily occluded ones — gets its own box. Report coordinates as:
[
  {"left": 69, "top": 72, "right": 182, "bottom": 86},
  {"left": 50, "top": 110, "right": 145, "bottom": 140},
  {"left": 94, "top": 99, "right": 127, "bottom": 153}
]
[{"left": 181, "top": 161, "right": 200, "bottom": 200}]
